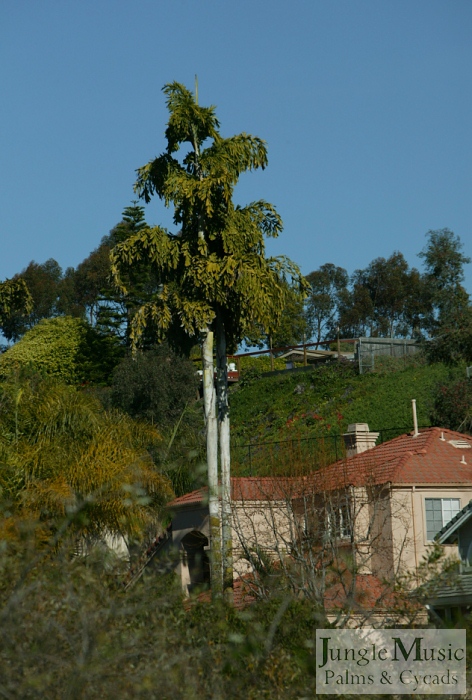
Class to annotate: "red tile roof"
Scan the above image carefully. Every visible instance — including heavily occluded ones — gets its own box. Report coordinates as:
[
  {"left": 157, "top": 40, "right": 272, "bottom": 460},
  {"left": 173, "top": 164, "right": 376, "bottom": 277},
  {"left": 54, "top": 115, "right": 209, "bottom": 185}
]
[
  {"left": 169, "top": 488, "right": 208, "bottom": 508},
  {"left": 323, "top": 572, "right": 423, "bottom": 619},
  {"left": 324, "top": 573, "right": 395, "bottom": 611},
  {"left": 312, "top": 427, "right": 472, "bottom": 491},
  {"left": 169, "top": 476, "right": 299, "bottom": 509}
]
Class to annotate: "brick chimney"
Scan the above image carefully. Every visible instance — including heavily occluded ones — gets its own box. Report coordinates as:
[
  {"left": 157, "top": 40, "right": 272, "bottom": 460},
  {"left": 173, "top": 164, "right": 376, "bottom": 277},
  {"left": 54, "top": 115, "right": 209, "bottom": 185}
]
[{"left": 343, "top": 423, "right": 379, "bottom": 458}]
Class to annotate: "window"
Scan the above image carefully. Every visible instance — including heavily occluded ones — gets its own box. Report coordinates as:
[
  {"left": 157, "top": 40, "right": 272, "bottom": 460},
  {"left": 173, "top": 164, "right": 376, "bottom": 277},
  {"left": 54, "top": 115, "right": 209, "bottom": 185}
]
[
  {"left": 326, "top": 502, "right": 352, "bottom": 540},
  {"left": 425, "top": 498, "right": 461, "bottom": 540}
]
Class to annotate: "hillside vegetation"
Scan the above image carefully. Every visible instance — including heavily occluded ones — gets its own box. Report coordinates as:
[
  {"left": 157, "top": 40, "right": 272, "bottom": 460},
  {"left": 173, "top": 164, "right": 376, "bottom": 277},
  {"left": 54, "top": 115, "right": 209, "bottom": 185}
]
[{"left": 229, "top": 355, "right": 465, "bottom": 448}]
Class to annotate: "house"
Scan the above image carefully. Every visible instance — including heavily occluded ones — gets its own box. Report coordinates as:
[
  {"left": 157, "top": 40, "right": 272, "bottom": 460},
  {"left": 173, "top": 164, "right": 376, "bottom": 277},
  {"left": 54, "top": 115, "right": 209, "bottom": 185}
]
[
  {"left": 306, "top": 425, "right": 472, "bottom": 580},
  {"left": 276, "top": 348, "right": 350, "bottom": 368},
  {"left": 167, "top": 425, "right": 472, "bottom": 622}
]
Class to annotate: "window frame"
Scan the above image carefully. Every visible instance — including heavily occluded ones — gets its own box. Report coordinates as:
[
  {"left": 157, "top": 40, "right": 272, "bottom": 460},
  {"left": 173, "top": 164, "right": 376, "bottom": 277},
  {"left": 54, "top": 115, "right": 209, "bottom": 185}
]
[
  {"left": 326, "top": 501, "right": 352, "bottom": 541},
  {"left": 424, "top": 497, "right": 461, "bottom": 542}
]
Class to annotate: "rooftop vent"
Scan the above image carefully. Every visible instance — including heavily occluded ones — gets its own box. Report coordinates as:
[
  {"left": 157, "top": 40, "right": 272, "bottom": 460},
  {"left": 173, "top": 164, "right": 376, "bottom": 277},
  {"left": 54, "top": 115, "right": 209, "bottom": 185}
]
[
  {"left": 343, "top": 423, "right": 379, "bottom": 458},
  {"left": 448, "top": 440, "right": 472, "bottom": 450}
]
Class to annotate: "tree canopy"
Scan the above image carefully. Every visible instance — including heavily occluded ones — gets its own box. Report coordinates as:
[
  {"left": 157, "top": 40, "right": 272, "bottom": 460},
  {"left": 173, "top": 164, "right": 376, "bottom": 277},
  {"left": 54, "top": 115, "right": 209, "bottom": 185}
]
[
  {"left": 0, "top": 260, "right": 63, "bottom": 342},
  {"left": 0, "top": 277, "right": 33, "bottom": 343},
  {"left": 111, "top": 82, "right": 305, "bottom": 353},
  {"left": 345, "top": 252, "right": 425, "bottom": 338},
  {"left": 303, "top": 234, "right": 470, "bottom": 343},
  {"left": 419, "top": 228, "right": 471, "bottom": 331},
  {"left": 305, "top": 263, "right": 349, "bottom": 343},
  {"left": 0, "top": 316, "right": 123, "bottom": 386}
]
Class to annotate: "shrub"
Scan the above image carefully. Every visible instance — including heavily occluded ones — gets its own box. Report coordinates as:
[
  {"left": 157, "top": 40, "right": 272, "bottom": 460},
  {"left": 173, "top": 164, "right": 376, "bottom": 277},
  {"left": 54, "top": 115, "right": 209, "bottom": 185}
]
[
  {"left": 431, "top": 377, "right": 472, "bottom": 432},
  {"left": 0, "top": 376, "right": 173, "bottom": 543},
  {"left": 0, "top": 316, "right": 84, "bottom": 383},
  {"left": 0, "top": 530, "right": 320, "bottom": 699},
  {"left": 239, "top": 355, "right": 286, "bottom": 373},
  {"left": 110, "top": 345, "right": 199, "bottom": 427},
  {"left": 0, "top": 316, "right": 123, "bottom": 385}
]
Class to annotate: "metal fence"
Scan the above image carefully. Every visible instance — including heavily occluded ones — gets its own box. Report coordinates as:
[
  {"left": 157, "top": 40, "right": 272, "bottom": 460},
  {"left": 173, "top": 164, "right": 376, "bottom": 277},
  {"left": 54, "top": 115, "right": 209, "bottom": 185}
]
[
  {"left": 356, "top": 337, "right": 421, "bottom": 374},
  {"left": 230, "top": 426, "right": 423, "bottom": 477}
]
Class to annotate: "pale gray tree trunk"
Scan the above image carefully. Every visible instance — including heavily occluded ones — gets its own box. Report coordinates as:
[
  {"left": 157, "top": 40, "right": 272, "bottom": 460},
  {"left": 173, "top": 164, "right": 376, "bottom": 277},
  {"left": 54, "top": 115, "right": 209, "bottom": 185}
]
[
  {"left": 196, "top": 105, "right": 223, "bottom": 596},
  {"left": 216, "top": 314, "right": 233, "bottom": 599},
  {"left": 202, "top": 328, "right": 222, "bottom": 597}
]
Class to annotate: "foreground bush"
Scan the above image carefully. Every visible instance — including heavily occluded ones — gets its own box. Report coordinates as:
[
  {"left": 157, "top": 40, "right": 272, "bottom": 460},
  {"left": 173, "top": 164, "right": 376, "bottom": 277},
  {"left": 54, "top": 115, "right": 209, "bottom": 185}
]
[
  {"left": 0, "top": 376, "right": 172, "bottom": 545},
  {"left": 2, "top": 506, "right": 472, "bottom": 698},
  {"left": 3, "top": 531, "right": 472, "bottom": 699},
  {"left": 0, "top": 530, "right": 320, "bottom": 699}
]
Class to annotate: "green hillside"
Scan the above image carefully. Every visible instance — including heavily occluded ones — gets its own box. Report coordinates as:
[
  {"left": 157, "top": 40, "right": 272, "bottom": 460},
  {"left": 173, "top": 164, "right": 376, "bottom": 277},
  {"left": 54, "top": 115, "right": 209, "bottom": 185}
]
[{"left": 228, "top": 356, "right": 465, "bottom": 475}]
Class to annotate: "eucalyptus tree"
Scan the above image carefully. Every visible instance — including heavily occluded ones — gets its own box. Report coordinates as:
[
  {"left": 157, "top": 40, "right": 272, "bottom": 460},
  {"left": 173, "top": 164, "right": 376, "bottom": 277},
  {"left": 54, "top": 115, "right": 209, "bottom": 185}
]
[
  {"left": 418, "top": 228, "right": 470, "bottom": 331},
  {"left": 337, "top": 253, "right": 427, "bottom": 339},
  {"left": 111, "top": 82, "right": 305, "bottom": 596},
  {"left": 305, "top": 263, "right": 348, "bottom": 343},
  {"left": 351, "top": 252, "right": 425, "bottom": 337}
]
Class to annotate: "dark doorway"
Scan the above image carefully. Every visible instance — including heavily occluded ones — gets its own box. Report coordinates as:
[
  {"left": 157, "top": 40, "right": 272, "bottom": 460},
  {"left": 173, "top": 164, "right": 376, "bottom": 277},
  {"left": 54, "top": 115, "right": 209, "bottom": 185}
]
[{"left": 181, "top": 530, "right": 210, "bottom": 593}]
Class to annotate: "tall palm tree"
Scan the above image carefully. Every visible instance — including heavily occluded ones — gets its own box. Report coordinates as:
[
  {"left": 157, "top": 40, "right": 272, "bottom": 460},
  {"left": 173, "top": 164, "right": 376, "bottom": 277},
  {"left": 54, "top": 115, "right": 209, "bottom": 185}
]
[{"left": 111, "top": 82, "right": 306, "bottom": 596}]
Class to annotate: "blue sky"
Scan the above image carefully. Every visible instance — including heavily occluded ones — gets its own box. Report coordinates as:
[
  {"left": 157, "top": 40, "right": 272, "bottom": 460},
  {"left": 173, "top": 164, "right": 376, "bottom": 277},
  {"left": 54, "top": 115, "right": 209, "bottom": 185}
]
[{"left": 1, "top": 1, "right": 471, "bottom": 290}]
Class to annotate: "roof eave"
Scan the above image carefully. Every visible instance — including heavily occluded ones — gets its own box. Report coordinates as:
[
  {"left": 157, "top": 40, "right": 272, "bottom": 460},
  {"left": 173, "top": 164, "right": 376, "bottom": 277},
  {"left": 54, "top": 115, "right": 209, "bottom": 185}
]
[{"left": 437, "top": 502, "right": 472, "bottom": 544}]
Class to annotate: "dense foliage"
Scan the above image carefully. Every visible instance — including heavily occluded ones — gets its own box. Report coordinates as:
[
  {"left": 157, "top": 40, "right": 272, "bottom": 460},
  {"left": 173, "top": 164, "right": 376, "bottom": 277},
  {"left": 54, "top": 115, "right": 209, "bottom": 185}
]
[
  {"left": 419, "top": 227, "right": 471, "bottom": 330},
  {"left": 0, "top": 276, "right": 32, "bottom": 343},
  {"left": 431, "top": 377, "right": 472, "bottom": 432},
  {"left": 0, "top": 317, "right": 88, "bottom": 384},
  {"left": 1, "top": 514, "right": 470, "bottom": 699},
  {"left": 424, "top": 307, "right": 472, "bottom": 366},
  {"left": 0, "top": 316, "right": 123, "bottom": 386},
  {"left": 0, "top": 376, "right": 172, "bottom": 545},
  {"left": 110, "top": 345, "right": 198, "bottom": 426},
  {"left": 0, "top": 532, "right": 321, "bottom": 699},
  {"left": 0, "top": 259, "right": 62, "bottom": 341}
]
